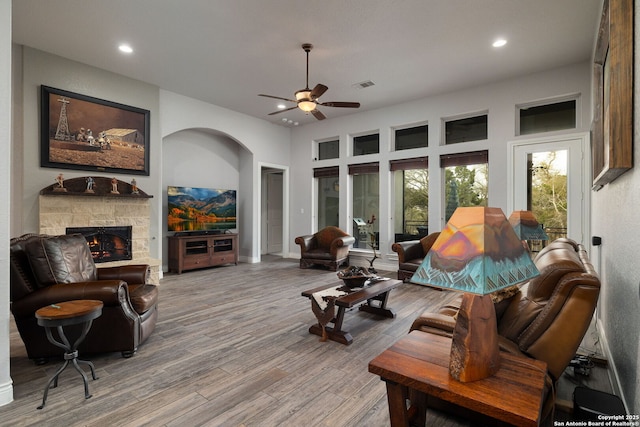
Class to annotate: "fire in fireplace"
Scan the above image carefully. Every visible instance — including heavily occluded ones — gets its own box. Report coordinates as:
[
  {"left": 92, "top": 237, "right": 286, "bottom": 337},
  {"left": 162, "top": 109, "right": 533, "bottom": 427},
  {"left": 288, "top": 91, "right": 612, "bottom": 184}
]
[{"left": 66, "top": 226, "right": 133, "bottom": 263}]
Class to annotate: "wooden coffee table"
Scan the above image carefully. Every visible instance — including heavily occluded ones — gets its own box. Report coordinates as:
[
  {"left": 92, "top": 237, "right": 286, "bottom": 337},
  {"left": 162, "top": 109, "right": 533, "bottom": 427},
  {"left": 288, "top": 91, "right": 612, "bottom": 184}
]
[
  {"left": 301, "top": 278, "right": 403, "bottom": 345},
  {"left": 369, "top": 330, "right": 547, "bottom": 426},
  {"left": 35, "top": 300, "right": 103, "bottom": 409}
]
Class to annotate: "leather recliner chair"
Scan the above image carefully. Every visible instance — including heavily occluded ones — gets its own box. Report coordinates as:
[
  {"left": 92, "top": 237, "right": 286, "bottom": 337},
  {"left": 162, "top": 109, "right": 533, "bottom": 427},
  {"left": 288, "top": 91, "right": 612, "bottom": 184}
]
[
  {"left": 10, "top": 233, "right": 159, "bottom": 362},
  {"left": 295, "top": 226, "right": 356, "bottom": 271},
  {"left": 410, "top": 238, "right": 601, "bottom": 423},
  {"left": 391, "top": 232, "right": 440, "bottom": 281}
]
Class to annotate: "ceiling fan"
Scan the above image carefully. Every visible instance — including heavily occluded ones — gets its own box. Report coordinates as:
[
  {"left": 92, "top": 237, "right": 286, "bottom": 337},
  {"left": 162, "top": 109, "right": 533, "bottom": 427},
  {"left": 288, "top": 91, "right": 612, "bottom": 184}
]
[{"left": 259, "top": 43, "right": 360, "bottom": 120}]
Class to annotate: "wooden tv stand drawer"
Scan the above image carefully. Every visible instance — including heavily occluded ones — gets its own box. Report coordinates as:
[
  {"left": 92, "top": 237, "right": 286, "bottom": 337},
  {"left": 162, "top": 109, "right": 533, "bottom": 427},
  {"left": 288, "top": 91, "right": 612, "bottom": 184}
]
[
  {"left": 210, "top": 254, "right": 234, "bottom": 265},
  {"left": 182, "top": 254, "right": 210, "bottom": 271},
  {"left": 168, "top": 233, "right": 238, "bottom": 274}
]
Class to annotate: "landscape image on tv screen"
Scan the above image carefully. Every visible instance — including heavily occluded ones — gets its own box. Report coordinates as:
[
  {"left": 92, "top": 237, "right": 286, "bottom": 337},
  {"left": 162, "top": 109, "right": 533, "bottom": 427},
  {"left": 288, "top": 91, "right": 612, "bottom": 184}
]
[{"left": 167, "top": 186, "right": 237, "bottom": 232}]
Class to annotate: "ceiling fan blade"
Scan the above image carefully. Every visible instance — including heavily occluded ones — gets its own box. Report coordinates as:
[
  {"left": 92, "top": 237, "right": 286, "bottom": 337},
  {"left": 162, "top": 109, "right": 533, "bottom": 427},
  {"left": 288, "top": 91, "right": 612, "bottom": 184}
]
[
  {"left": 320, "top": 101, "right": 361, "bottom": 108},
  {"left": 259, "top": 94, "right": 297, "bottom": 103},
  {"left": 311, "top": 109, "right": 326, "bottom": 120},
  {"left": 268, "top": 106, "right": 298, "bottom": 116},
  {"left": 310, "top": 84, "right": 328, "bottom": 100}
]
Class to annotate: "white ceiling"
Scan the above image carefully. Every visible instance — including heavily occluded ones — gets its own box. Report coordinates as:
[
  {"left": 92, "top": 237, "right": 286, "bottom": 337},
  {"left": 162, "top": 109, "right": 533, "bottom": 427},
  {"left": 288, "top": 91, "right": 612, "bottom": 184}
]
[{"left": 12, "top": 0, "right": 601, "bottom": 126}]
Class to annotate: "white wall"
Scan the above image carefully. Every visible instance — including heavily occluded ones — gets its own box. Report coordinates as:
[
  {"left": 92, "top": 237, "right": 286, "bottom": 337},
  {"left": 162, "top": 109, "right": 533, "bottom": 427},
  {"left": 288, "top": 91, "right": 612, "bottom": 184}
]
[
  {"left": 159, "top": 90, "right": 290, "bottom": 262},
  {"left": 16, "top": 47, "right": 163, "bottom": 257},
  {"left": 589, "top": 2, "right": 640, "bottom": 413},
  {"left": 162, "top": 129, "right": 241, "bottom": 268},
  {"left": 289, "top": 62, "right": 592, "bottom": 264},
  {"left": 12, "top": 49, "right": 291, "bottom": 264},
  {"left": 0, "top": 0, "right": 13, "bottom": 408}
]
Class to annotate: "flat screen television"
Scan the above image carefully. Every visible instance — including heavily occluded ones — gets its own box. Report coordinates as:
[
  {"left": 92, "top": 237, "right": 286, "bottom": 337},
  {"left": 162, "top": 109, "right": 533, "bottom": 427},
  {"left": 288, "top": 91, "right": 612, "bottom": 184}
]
[{"left": 167, "top": 186, "right": 237, "bottom": 232}]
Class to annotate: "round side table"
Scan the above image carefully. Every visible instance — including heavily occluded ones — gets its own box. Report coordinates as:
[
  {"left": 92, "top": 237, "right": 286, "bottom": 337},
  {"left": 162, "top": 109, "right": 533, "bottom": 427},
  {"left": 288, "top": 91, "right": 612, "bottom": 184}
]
[{"left": 35, "top": 300, "right": 103, "bottom": 409}]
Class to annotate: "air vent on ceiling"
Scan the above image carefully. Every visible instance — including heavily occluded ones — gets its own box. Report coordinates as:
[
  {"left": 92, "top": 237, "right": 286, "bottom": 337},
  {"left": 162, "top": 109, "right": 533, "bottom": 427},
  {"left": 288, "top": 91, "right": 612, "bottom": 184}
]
[{"left": 353, "top": 80, "right": 375, "bottom": 89}]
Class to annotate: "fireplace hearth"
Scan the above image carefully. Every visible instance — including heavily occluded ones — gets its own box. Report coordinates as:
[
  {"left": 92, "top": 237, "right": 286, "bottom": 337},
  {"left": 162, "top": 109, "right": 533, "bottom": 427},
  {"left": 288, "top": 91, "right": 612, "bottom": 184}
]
[{"left": 66, "top": 226, "right": 133, "bottom": 263}]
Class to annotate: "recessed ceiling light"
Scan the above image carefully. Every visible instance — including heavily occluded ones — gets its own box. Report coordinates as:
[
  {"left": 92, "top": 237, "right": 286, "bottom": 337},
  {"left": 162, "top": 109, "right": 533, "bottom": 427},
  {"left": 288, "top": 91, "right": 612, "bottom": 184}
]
[
  {"left": 492, "top": 39, "right": 507, "bottom": 48},
  {"left": 277, "top": 104, "right": 286, "bottom": 109},
  {"left": 118, "top": 44, "right": 133, "bottom": 54}
]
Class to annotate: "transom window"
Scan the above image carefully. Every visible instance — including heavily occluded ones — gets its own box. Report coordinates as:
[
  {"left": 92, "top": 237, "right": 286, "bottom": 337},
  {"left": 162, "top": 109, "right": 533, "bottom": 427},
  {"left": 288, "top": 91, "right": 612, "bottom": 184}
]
[
  {"left": 353, "top": 133, "right": 380, "bottom": 156},
  {"left": 444, "top": 114, "right": 488, "bottom": 145},
  {"left": 395, "top": 125, "right": 428, "bottom": 151},
  {"left": 518, "top": 99, "right": 577, "bottom": 135},
  {"left": 318, "top": 139, "right": 339, "bottom": 160}
]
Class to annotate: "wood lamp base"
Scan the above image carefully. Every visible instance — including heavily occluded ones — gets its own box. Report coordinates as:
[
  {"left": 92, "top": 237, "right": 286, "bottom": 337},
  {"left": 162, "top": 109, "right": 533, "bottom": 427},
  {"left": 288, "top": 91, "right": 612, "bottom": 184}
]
[{"left": 449, "top": 293, "right": 500, "bottom": 382}]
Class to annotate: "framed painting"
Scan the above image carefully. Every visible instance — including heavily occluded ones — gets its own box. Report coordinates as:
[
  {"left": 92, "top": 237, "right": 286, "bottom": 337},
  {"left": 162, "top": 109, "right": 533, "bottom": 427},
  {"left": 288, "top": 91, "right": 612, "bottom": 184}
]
[
  {"left": 40, "top": 85, "right": 150, "bottom": 175},
  {"left": 591, "top": 0, "right": 633, "bottom": 189}
]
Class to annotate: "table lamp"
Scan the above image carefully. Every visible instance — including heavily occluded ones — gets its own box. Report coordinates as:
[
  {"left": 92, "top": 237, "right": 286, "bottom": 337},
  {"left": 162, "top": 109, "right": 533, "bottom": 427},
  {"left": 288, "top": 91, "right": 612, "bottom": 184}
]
[
  {"left": 411, "top": 207, "right": 539, "bottom": 382},
  {"left": 508, "top": 210, "right": 549, "bottom": 241}
]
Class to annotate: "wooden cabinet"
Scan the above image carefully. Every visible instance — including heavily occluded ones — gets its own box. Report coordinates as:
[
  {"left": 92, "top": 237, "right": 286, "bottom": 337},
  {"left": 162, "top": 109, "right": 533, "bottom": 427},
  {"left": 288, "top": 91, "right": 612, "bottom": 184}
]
[{"left": 168, "top": 233, "right": 238, "bottom": 274}]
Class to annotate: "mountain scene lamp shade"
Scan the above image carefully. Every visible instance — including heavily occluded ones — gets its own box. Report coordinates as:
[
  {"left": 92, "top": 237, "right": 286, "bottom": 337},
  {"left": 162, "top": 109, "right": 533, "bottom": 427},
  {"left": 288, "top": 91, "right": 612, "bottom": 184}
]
[{"left": 412, "top": 206, "right": 539, "bottom": 382}]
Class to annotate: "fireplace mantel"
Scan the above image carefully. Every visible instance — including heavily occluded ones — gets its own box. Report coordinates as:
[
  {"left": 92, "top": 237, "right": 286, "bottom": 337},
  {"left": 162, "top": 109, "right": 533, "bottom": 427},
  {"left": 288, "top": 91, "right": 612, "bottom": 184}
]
[{"left": 40, "top": 176, "right": 152, "bottom": 198}]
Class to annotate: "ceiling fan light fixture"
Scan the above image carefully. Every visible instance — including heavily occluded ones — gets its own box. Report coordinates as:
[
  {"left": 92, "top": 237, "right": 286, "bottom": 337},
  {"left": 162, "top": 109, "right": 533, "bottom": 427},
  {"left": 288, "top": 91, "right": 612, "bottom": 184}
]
[
  {"left": 298, "top": 100, "right": 316, "bottom": 112},
  {"left": 296, "top": 90, "right": 316, "bottom": 112},
  {"left": 295, "top": 90, "right": 311, "bottom": 101},
  {"left": 259, "top": 43, "right": 360, "bottom": 120}
]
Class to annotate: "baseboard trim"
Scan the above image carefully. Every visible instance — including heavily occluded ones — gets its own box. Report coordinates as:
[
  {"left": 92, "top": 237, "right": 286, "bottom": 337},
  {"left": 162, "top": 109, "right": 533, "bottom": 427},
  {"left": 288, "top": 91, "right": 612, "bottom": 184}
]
[
  {"left": 595, "top": 319, "right": 629, "bottom": 414},
  {"left": 0, "top": 379, "right": 14, "bottom": 407}
]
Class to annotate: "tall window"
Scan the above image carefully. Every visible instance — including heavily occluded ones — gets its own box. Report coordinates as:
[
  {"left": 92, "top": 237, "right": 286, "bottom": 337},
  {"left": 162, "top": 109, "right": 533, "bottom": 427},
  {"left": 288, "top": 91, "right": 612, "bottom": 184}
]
[
  {"left": 442, "top": 151, "right": 488, "bottom": 222},
  {"left": 528, "top": 150, "right": 568, "bottom": 245},
  {"left": 349, "top": 163, "right": 379, "bottom": 249},
  {"left": 391, "top": 157, "right": 428, "bottom": 242},
  {"left": 395, "top": 125, "right": 428, "bottom": 151},
  {"left": 353, "top": 133, "right": 380, "bottom": 155},
  {"left": 314, "top": 167, "right": 340, "bottom": 229},
  {"left": 444, "top": 114, "right": 488, "bottom": 144}
]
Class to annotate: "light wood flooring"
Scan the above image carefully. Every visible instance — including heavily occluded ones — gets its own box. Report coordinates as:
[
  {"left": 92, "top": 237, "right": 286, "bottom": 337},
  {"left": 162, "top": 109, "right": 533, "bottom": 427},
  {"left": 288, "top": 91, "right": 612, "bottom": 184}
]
[{"left": 2, "top": 256, "right": 612, "bottom": 426}]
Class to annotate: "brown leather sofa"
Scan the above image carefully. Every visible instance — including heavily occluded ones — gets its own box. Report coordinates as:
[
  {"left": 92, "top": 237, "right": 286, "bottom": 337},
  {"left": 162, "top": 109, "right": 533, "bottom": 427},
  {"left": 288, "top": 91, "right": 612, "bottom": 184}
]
[
  {"left": 410, "top": 238, "right": 601, "bottom": 422},
  {"left": 391, "top": 232, "right": 440, "bottom": 281},
  {"left": 295, "top": 226, "right": 356, "bottom": 271},
  {"left": 10, "top": 233, "right": 159, "bottom": 362}
]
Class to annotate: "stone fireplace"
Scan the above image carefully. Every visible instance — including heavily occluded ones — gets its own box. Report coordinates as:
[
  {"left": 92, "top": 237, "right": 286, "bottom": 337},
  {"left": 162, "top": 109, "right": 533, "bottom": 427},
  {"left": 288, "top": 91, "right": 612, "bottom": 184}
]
[
  {"left": 67, "top": 225, "right": 133, "bottom": 263},
  {"left": 38, "top": 179, "right": 160, "bottom": 284}
]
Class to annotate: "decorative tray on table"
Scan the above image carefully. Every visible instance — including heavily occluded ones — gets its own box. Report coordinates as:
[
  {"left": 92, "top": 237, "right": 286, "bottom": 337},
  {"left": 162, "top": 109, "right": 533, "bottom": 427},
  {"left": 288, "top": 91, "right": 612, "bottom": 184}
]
[{"left": 337, "top": 266, "right": 388, "bottom": 289}]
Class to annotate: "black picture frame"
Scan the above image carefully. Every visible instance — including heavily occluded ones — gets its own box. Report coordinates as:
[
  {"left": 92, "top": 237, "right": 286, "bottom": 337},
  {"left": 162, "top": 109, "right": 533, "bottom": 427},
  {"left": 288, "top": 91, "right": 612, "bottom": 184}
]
[{"left": 40, "top": 85, "right": 150, "bottom": 176}]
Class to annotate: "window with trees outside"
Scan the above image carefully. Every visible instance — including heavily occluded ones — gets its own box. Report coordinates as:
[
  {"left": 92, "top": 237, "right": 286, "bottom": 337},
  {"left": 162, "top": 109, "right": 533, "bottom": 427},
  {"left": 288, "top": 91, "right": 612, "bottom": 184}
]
[
  {"left": 528, "top": 150, "right": 568, "bottom": 249},
  {"left": 391, "top": 157, "right": 428, "bottom": 242},
  {"left": 350, "top": 162, "right": 379, "bottom": 250},
  {"left": 314, "top": 166, "right": 339, "bottom": 229},
  {"left": 442, "top": 150, "right": 488, "bottom": 222}
]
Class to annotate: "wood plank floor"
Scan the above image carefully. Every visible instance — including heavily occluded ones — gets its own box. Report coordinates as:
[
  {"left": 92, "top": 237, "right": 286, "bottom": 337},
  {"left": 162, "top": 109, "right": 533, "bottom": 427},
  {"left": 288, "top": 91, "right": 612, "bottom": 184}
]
[{"left": 2, "top": 256, "right": 611, "bottom": 426}]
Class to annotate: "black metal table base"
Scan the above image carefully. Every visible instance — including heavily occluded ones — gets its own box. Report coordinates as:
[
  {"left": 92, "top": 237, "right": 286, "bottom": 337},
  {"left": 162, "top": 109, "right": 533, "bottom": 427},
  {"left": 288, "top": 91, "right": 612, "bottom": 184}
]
[{"left": 37, "top": 320, "right": 99, "bottom": 409}]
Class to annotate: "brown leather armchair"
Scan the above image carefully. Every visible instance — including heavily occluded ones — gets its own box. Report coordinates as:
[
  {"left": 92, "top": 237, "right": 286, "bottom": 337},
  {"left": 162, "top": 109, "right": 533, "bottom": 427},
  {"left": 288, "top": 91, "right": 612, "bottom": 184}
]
[
  {"left": 391, "top": 232, "right": 440, "bottom": 281},
  {"left": 10, "top": 233, "right": 159, "bottom": 362},
  {"left": 410, "top": 238, "right": 601, "bottom": 422},
  {"left": 295, "top": 226, "right": 356, "bottom": 271}
]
